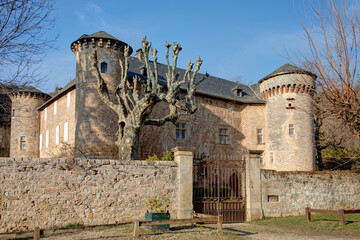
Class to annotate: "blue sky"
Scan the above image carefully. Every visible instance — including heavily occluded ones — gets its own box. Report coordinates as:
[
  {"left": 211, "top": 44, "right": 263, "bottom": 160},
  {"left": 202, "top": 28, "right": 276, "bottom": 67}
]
[{"left": 41, "top": 0, "right": 313, "bottom": 93}]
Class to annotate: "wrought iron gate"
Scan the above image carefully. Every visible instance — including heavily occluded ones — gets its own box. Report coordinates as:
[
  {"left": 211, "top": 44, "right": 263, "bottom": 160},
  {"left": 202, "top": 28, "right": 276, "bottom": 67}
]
[{"left": 193, "top": 155, "right": 246, "bottom": 223}]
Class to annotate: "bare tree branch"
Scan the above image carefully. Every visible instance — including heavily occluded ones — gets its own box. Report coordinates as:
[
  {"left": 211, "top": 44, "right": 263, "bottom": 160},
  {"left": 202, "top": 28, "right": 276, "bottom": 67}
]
[
  {"left": 0, "top": 0, "right": 57, "bottom": 85},
  {"left": 90, "top": 36, "right": 208, "bottom": 160},
  {"left": 289, "top": 0, "right": 360, "bottom": 136}
]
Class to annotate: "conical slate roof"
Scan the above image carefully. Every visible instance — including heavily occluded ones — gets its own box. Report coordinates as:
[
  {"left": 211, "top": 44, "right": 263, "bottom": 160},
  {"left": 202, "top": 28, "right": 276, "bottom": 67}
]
[
  {"left": 79, "top": 31, "right": 120, "bottom": 41},
  {"left": 72, "top": 31, "right": 133, "bottom": 54},
  {"left": 13, "top": 86, "right": 43, "bottom": 94},
  {"left": 259, "top": 64, "right": 316, "bottom": 83}
]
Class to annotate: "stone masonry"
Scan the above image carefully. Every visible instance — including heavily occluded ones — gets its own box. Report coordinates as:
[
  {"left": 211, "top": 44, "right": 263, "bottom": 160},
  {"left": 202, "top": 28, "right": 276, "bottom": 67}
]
[
  {"left": 0, "top": 157, "right": 180, "bottom": 233},
  {"left": 261, "top": 170, "right": 360, "bottom": 217},
  {"left": 9, "top": 91, "right": 50, "bottom": 158}
]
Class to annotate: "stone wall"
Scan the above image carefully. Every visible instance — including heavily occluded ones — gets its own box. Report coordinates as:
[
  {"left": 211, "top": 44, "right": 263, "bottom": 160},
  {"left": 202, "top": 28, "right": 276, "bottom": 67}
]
[
  {"left": 9, "top": 92, "right": 50, "bottom": 158},
  {"left": 73, "top": 36, "right": 126, "bottom": 158},
  {"left": 139, "top": 95, "right": 265, "bottom": 159},
  {"left": 261, "top": 74, "right": 315, "bottom": 171},
  {"left": 261, "top": 170, "right": 360, "bottom": 217},
  {"left": 0, "top": 157, "right": 185, "bottom": 233},
  {"left": 39, "top": 88, "right": 76, "bottom": 158}
]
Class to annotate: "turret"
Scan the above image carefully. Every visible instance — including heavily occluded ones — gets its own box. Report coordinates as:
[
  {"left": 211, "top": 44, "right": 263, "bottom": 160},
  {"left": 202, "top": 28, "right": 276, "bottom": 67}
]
[
  {"left": 70, "top": 31, "right": 132, "bottom": 157},
  {"left": 9, "top": 87, "right": 50, "bottom": 157},
  {"left": 259, "top": 64, "right": 316, "bottom": 171}
]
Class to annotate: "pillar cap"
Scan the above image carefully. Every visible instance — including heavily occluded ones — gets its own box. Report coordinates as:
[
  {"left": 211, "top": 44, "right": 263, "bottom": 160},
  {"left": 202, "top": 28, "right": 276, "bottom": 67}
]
[{"left": 172, "top": 147, "right": 195, "bottom": 157}]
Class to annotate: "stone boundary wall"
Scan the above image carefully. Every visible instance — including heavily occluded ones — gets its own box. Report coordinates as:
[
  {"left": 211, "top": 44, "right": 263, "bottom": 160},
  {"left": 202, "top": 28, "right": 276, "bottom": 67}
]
[
  {"left": 261, "top": 170, "right": 360, "bottom": 217},
  {"left": 0, "top": 157, "right": 180, "bottom": 233}
]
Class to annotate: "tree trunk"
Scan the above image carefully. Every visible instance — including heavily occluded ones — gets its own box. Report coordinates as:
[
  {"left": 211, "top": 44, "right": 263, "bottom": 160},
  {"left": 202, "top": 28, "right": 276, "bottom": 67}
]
[
  {"left": 314, "top": 118, "right": 324, "bottom": 170},
  {"left": 117, "top": 123, "right": 140, "bottom": 161}
]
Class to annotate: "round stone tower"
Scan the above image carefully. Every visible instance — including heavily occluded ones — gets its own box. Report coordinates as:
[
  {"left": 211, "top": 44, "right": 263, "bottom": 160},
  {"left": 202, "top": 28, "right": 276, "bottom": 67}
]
[
  {"left": 9, "top": 87, "right": 51, "bottom": 157},
  {"left": 70, "top": 31, "right": 133, "bottom": 157},
  {"left": 259, "top": 64, "right": 316, "bottom": 171}
]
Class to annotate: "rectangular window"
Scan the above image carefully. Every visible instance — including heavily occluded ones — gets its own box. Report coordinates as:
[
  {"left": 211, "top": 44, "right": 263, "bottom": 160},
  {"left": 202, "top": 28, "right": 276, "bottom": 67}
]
[
  {"left": 257, "top": 128, "right": 263, "bottom": 144},
  {"left": 67, "top": 92, "right": 71, "bottom": 107},
  {"left": 64, "top": 122, "right": 68, "bottom": 142},
  {"left": 55, "top": 125, "right": 59, "bottom": 145},
  {"left": 268, "top": 195, "right": 279, "bottom": 202},
  {"left": 270, "top": 152, "right": 274, "bottom": 164},
  {"left": 54, "top": 101, "right": 57, "bottom": 115},
  {"left": 46, "top": 131, "right": 49, "bottom": 148},
  {"left": 20, "top": 136, "right": 26, "bottom": 150},
  {"left": 39, "top": 134, "right": 42, "bottom": 150},
  {"left": 12, "top": 109, "right": 15, "bottom": 117},
  {"left": 260, "top": 153, "right": 264, "bottom": 165},
  {"left": 176, "top": 122, "right": 186, "bottom": 139},
  {"left": 44, "top": 108, "right": 47, "bottom": 120},
  {"left": 289, "top": 124, "right": 295, "bottom": 136},
  {"left": 219, "top": 128, "right": 229, "bottom": 144}
]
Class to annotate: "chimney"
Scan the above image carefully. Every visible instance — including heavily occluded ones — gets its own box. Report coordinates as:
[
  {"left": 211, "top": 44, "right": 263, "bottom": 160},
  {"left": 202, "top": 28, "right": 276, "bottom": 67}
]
[
  {"left": 135, "top": 48, "right": 144, "bottom": 61},
  {"left": 139, "top": 66, "right": 146, "bottom": 76}
]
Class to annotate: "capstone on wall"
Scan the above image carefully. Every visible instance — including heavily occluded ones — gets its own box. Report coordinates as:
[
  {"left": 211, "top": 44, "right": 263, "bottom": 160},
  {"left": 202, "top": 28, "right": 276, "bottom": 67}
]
[
  {"left": 261, "top": 170, "right": 360, "bottom": 217},
  {"left": 39, "top": 88, "right": 76, "bottom": 158},
  {"left": 139, "top": 95, "right": 265, "bottom": 159},
  {"left": 0, "top": 157, "right": 178, "bottom": 233}
]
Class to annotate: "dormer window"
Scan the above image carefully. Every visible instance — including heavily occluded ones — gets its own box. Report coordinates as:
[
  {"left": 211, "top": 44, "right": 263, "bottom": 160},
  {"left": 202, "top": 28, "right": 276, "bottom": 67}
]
[
  {"left": 236, "top": 89, "right": 242, "bottom": 97},
  {"left": 232, "top": 87, "right": 243, "bottom": 97},
  {"left": 101, "top": 62, "right": 108, "bottom": 73}
]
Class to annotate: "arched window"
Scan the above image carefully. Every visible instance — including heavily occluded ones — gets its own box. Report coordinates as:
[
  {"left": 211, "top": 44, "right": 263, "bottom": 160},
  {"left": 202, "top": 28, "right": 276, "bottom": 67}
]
[{"left": 100, "top": 62, "right": 108, "bottom": 73}]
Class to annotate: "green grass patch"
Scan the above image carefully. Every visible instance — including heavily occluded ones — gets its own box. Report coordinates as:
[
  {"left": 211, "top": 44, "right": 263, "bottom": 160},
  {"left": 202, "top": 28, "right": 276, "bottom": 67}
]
[
  {"left": 252, "top": 213, "right": 360, "bottom": 236},
  {"left": 51, "top": 222, "right": 84, "bottom": 229}
]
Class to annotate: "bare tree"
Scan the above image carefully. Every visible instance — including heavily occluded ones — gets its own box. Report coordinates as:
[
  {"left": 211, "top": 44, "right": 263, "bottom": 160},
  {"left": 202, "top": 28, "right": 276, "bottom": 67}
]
[
  {"left": 291, "top": 0, "right": 360, "bottom": 136},
  {"left": 91, "top": 37, "right": 208, "bottom": 160},
  {"left": 0, "top": 0, "right": 56, "bottom": 86}
]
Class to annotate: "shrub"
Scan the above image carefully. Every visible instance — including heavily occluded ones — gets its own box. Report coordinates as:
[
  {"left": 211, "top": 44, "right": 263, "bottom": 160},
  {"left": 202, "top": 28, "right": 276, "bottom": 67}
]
[
  {"left": 146, "top": 147, "right": 174, "bottom": 161},
  {"left": 144, "top": 194, "right": 170, "bottom": 213},
  {"left": 146, "top": 154, "right": 160, "bottom": 161},
  {"left": 161, "top": 147, "right": 174, "bottom": 161}
]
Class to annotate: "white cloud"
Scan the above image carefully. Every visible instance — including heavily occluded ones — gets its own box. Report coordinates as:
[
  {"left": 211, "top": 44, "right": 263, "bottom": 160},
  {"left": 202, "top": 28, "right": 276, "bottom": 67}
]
[
  {"left": 75, "top": 11, "right": 85, "bottom": 20},
  {"left": 86, "top": 3, "right": 102, "bottom": 14}
]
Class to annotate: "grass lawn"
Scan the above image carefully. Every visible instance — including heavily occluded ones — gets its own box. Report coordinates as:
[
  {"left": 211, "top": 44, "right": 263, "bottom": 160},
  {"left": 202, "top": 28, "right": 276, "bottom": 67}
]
[{"left": 251, "top": 213, "right": 360, "bottom": 236}]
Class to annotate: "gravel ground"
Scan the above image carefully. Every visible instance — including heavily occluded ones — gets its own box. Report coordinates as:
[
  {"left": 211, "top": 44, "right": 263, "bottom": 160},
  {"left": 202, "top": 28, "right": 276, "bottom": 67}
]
[{"left": 41, "top": 223, "right": 360, "bottom": 240}]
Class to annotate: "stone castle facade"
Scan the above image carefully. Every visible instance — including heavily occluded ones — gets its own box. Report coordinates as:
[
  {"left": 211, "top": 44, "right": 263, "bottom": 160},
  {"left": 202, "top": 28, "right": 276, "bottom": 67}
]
[{"left": 9, "top": 31, "right": 316, "bottom": 171}]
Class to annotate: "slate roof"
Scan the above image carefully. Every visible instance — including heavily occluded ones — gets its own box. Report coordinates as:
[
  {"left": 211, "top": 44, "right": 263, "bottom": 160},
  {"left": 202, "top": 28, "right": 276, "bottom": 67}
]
[
  {"left": 128, "top": 57, "right": 264, "bottom": 104},
  {"left": 37, "top": 79, "right": 76, "bottom": 110},
  {"left": 72, "top": 31, "right": 133, "bottom": 55},
  {"left": 79, "top": 31, "right": 120, "bottom": 41},
  {"left": 11, "top": 86, "right": 45, "bottom": 94},
  {"left": 259, "top": 64, "right": 316, "bottom": 83}
]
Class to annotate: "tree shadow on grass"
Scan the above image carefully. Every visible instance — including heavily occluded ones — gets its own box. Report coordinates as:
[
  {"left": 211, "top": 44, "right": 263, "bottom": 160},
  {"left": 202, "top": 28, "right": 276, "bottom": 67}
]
[
  {"left": 200, "top": 225, "right": 257, "bottom": 236},
  {"left": 311, "top": 219, "right": 357, "bottom": 225}
]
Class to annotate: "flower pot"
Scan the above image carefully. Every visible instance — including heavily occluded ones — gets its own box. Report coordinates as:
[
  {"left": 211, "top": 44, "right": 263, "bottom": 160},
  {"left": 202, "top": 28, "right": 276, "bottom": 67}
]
[{"left": 145, "top": 211, "right": 170, "bottom": 231}]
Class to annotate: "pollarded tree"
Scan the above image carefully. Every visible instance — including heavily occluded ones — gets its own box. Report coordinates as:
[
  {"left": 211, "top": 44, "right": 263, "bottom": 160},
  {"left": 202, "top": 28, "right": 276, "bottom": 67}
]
[{"left": 91, "top": 37, "right": 208, "bottom": 161}]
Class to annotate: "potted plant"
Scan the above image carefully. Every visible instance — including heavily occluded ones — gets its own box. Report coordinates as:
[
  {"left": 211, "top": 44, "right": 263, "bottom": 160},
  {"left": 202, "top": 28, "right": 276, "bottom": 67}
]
[{"left": 144, "top": 194, "right": 170, "bottom": 230}]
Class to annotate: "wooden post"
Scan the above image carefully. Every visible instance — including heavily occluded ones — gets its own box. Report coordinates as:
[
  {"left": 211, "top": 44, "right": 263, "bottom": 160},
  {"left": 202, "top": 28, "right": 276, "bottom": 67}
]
[
  {"left": 133, "top": 220, "right": 139, "bottom": 237},
  {"left": 217, "top": 215, "right": 223, "bottom": 232},
  {"left": 305, "top": 207, "right": 311, "bottom": 222},
  {"left": 34, "top": 227, "right": 40, "bottom": 240},
  {"left": 338, "top": 209, "right": 345, "bottom": 226}
]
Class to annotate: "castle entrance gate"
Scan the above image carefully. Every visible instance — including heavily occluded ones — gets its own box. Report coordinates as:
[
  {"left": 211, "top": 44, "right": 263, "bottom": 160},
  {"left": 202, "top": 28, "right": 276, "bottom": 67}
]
[{"left": 193, "top": 155, "right": 246, "bottom": 223}]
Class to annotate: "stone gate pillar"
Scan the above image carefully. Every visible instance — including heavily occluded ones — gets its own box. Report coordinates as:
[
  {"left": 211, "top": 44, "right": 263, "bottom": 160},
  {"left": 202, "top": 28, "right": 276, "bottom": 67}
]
[
  {"left": 246, "top": 150, "right": 263, "bottom": 221},
  {"left": 173, "top": 147, "right": 194, "bottom": 219}
]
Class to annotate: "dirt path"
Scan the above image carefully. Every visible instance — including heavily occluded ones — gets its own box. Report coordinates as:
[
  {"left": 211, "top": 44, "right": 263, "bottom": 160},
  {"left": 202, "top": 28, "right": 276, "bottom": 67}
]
[{"left": 41, "top": 223, "right": 360, "bottom": 240}]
